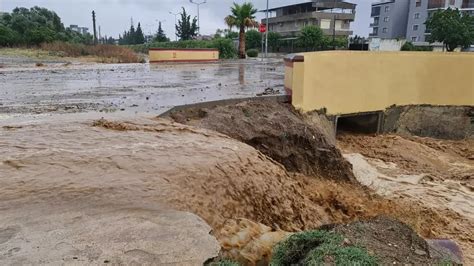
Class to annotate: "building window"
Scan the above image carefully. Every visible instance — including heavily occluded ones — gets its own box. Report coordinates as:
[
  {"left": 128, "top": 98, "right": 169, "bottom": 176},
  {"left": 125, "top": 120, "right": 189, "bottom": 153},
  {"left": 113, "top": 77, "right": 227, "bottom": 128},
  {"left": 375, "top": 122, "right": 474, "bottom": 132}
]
[
  {"left": 413, "top": 24, "right": 419, "bottom": 31},
  {"left": 385, "top": 6, "right": 390, "bottom": 12},
  {"left": 450, "top": 0, "right": 455, "bottom": 5},
  {"left": 373, "top": 27, "right": 378, "bottom": 35},
  {"left": 414, "top": 13, "right": 420, "bottom": 19},
  {"left": 416, "top": 0, "right": 422, "bottom": 7},
  {"left": 382, "top": 28, "right": 388, "bottom": 33},
  {"left": 411, "top": 36, "right": 418, "bottom": 42},
  {"left": 320, "top": 19, "right": 331, "bottom": 29},
  {"left": 384, "top": 17, "right": 390, "bottom": 22}
]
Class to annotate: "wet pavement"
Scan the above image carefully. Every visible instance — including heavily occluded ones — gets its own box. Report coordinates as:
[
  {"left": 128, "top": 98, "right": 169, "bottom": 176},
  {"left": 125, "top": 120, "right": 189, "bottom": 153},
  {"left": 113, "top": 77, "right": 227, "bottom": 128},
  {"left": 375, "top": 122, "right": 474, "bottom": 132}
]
[{"left": 0, "top": 60, "right": 285, "bottom": 119}]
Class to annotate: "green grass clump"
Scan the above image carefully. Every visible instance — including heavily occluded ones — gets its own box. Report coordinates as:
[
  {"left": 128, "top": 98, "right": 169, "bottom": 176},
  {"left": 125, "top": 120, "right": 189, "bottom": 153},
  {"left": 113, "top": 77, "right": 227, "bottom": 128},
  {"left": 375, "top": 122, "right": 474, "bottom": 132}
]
[
  {"left": 207, "top": 259, "right": 240, "bottom": 266},
  {"left": 271, "top": 230, "right": 377, "bottom": 266}
]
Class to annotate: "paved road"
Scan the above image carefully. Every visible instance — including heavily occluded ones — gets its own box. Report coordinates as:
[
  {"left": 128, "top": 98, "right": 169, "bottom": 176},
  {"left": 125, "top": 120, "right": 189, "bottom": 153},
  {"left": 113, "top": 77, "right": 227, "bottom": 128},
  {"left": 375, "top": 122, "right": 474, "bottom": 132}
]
[{"left": 0, "top": 59, "right": 285, "bottom": 119}]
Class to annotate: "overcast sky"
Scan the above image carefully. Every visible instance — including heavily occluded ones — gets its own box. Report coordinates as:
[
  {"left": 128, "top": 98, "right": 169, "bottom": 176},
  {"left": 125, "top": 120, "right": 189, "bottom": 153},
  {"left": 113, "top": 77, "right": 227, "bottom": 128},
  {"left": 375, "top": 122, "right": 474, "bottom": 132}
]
[{"left": 0, "top": 0, "right": 372, "bottom": 38}]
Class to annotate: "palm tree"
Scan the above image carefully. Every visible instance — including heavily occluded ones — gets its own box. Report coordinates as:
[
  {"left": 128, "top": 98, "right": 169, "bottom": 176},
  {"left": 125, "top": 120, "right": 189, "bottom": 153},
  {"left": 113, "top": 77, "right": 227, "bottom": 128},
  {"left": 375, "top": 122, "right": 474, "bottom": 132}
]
[
  {"left": 225, "top": 3, "right": 258, "bottom": 58},
  {"left": 224, "top": 15, "right": 235, "bottom": 31}
]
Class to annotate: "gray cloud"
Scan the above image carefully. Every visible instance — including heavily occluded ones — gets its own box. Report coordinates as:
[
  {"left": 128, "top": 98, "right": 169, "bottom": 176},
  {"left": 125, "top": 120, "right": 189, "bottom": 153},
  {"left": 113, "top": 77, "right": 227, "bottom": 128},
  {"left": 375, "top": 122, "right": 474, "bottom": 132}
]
[{"left": 1, "top": 0, "right": 372, "bottom": 38}]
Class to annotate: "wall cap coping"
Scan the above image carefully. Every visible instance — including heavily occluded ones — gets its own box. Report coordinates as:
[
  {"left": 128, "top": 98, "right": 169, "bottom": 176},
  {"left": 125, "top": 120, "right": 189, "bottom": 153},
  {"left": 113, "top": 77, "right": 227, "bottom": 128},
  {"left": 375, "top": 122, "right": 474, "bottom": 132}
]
[
  {"left": 284, "top": 54, "right": 305, "bottom": 63},
  {"left": 149, "top": 48, "right": 219, "bottom": 52}
]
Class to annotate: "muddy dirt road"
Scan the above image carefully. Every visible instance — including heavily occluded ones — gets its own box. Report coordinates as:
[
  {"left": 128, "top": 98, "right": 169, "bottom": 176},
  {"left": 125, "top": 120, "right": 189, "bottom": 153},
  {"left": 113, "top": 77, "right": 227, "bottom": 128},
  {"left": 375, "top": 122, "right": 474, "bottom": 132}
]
[{"left": 0, "top": 60, "right": 284, "bottom": 118}]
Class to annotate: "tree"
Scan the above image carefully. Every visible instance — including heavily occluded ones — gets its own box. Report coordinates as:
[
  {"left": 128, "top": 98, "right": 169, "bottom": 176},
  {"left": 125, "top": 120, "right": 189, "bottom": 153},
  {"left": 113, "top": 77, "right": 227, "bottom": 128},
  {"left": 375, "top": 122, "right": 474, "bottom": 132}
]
[
  {"left": 176, "top": 7, "right": 198, "bottom": 41},
  {"left": 225, "top": 31, "right": 239, "bottom": 39},
  {"left": 267, "top": 32, "right": 282, "bottom": 52},
  {"left": 107, "top": 36, "right": 115, "bottom": 45},
  {"left": 224, "top": 16, "right": 235, "bottom": 31},
  {"left": 321, "top": 36, "right": 348, "bottom": 50},
  {"left": 129, "top": 23, "right": 136, "bottom": 44},
  {"left": 225, "top": 2, "right": 258, "bottom": 58},
  {"left": 245, "top": 29, "right": 261, "bottom": 50},
  {"left": 154, "top": 22, "right": 168, "bottom": 42},
  {"left": 298, "top": 25, "right": 324, "bottom": 51},
  {"left": 425, "top": 8, "right": 474, "bottom": 52},
  {"left": 135, "top": 22, "right": 145, "bottom": 44},
  {"left": 0, "top": 6, "right": 74, "bottom": 46},
  {"left": 0, "top": 25, "right": 19, "bottom": 46}
]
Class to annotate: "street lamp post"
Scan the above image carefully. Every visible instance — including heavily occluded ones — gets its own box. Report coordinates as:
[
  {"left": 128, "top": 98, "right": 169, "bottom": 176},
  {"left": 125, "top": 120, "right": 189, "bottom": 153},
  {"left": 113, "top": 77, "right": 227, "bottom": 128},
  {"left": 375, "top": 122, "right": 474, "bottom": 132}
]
[
  {"left": 265, "top": 0, "right": 269, "bottom": 58},
  {"left": 169, "top": 11, "right": 179, "bottom": 41},
  {"left": 189, "top": 0, "right": 207, "bottom": 35},
  {"left": 332, "top": 0, "right": 337, "bottom": 50}
]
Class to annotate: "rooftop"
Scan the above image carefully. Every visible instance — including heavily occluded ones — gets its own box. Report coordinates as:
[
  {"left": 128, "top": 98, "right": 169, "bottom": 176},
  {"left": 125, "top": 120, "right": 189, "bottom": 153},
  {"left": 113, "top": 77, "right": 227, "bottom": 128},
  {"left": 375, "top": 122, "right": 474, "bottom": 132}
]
[{"left": 260, "top": 0, "right": 356, "bottom": 12}]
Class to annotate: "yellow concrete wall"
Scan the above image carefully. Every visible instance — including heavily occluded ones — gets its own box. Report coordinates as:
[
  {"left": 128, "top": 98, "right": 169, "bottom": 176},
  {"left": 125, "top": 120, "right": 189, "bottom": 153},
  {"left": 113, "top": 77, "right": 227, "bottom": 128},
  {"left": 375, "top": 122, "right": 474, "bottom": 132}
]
[
  {"left": 149, "top": 49, "right": 219, "bottom": 63},
  {"left": 288, "top": 51, "right": 474, "bottom": 115}
]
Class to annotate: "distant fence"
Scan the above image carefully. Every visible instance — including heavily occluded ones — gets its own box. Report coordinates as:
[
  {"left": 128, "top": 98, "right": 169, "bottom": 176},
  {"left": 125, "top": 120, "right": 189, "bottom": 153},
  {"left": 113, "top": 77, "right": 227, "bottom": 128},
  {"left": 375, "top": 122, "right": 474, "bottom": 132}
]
[
  {"left": 285, "top": 51, "right": 474, "bottom": 115},
  {"left": 149, "top": 48, "right": 219, "bottom": 63}
]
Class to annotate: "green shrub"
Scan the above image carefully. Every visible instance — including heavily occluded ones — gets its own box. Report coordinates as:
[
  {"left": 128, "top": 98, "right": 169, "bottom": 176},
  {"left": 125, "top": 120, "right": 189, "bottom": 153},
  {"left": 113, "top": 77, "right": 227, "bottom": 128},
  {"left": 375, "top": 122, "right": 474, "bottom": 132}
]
[
  {"left": 401, "top": 41, "right": 433, "bottom": 51},
  {"left": 271, "top": 230, "right": 377, "bottom": 266},
  {"left": 211, "top": 38, "right": 237, "bottom": 59},
  {"left": 245, "top": 29, "right": 262, "bottom": 50},
  {"left": 246, "top": 49, "right": 259, "bottom": 57}
]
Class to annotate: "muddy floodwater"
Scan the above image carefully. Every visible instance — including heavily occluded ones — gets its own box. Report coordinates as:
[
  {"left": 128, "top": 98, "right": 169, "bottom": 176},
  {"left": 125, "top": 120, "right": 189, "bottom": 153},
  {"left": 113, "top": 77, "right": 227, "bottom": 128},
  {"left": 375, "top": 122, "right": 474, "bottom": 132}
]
[
  {"left": 0, "top": 59, "right": 285, "bottom": 264},
  {"left": 0, "top": 60, "right": 284, "bottom": 119}
]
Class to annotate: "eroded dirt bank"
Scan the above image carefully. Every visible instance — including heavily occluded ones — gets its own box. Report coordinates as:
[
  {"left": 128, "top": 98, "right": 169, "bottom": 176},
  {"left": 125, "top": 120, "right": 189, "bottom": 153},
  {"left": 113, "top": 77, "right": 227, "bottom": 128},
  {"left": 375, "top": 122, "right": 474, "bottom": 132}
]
[{"left": 168, "top": 100, "right": 354, "bottom": 181}]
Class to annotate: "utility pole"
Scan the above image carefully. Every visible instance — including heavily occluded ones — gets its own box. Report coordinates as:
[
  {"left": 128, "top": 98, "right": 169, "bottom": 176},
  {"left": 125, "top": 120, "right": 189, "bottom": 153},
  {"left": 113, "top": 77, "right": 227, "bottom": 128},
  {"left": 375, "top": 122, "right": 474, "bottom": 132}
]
[
  {"left": 92, "top": 11, "right": 97, "bottom": 45},
  {"left": 189, "top": 0, "right": 207, "bottom": 35},
  {"left": 169, "top": 11, "right": 179, "bottom": 41},
  {"left": 265, "top": 0, "right": 269, "bottom": 58},
  {"left": 99, "top": 26, "right": 101, "bottom": 44}
]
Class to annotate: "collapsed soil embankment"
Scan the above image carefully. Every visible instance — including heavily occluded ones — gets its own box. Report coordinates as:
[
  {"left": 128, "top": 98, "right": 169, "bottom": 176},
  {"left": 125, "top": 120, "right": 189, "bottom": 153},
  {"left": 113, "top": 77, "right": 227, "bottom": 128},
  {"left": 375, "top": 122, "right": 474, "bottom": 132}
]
[{"left": 168, "top": 100, "right": 354, "bottom": 182}]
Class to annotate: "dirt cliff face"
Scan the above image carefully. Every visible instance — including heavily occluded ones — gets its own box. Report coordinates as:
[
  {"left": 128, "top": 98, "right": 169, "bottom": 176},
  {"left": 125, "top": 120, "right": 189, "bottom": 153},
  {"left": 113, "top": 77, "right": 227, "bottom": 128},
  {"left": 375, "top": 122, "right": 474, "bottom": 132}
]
[
  {"left": 168, "top": 100, "right": 355, "bottom": 182},
  {"left": 384, "top": 105, "right": 473, "bottom": 140}
]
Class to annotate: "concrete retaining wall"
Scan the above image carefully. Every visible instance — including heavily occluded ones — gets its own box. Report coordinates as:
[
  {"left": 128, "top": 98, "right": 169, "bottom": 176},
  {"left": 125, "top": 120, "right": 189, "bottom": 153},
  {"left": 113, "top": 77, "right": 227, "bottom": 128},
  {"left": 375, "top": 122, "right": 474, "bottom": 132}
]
[
  {"left": 285, "top": 51, "right": 474, "bottom": 115},
  {"left": 149, "top": 48, "right": 219, "bottom": 63}
]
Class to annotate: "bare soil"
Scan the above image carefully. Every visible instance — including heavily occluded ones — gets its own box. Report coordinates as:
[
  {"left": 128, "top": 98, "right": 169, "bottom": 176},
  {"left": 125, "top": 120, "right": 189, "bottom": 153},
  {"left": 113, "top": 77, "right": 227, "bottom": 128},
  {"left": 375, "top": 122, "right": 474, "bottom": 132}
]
[
  {"left": 327, "top": 216, "right": 443, "bottom": 265},
  {"left": 168, "top": 100, "right": 355, "bottom": 182}
]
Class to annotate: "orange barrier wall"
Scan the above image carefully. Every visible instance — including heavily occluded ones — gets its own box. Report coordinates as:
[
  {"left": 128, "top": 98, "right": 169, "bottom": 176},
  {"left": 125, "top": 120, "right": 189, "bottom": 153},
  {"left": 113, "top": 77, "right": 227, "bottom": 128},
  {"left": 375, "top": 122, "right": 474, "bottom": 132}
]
[
  {"left": 285, "top": 51, "right": 474, "bottom": 115},
  {"left": 149, "top": 48, "right": 219, "bottom": 63}
]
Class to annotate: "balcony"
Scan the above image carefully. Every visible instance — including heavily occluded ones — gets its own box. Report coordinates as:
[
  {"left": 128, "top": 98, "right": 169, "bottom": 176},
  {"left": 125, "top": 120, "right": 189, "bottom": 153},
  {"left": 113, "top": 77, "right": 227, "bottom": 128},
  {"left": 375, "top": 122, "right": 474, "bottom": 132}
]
[
  {"left": 428, "top": 0, "right": 446, "bottom": 9},
  {"left": 462, "top": 0, "right": 474, "bottom": 8}
]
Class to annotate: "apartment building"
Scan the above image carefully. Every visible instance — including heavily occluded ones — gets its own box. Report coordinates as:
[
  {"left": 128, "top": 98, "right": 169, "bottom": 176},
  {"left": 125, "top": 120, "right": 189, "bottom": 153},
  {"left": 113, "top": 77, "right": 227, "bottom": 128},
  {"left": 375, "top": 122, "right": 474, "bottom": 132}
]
[
  {"left": 370, "top": 1, "right": 410, "bottom": 39},
  {"left": 263, "top": 0, "right": 356, "bottom": 37},
  {"left": 407, "top": 0, "right": 474, "bottom": 42},
  {"left": 371, "top": 0, "right": 474, "bottom": 42}
]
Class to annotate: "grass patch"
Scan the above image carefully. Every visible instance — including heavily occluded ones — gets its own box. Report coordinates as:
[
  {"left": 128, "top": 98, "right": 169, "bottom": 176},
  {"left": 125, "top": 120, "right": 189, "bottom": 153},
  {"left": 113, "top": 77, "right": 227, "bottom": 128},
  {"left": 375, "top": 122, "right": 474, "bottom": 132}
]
[
  {"left": 271, "top": 230, "right": 377, "bottom": 266},
  {"left": 41, "top": 42, "right": 144, "bottom": 63},
  {"left": 207, "top": 259, "right": 240, "bottom": 266}
]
